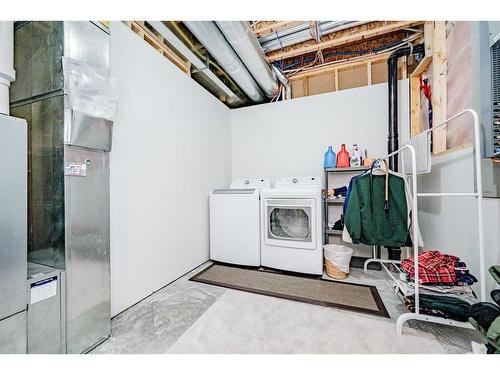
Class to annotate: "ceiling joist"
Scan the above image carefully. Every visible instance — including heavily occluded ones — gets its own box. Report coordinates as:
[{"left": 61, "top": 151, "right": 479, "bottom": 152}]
[
  {"left": 252, "top": 21, "right": 302, "bottom": 38},
  {"left": 288, "top": 51, "right": 393, "bottom": 81},
  {"left": 266, "top": 21, "right": 425, "bottom": 62}
]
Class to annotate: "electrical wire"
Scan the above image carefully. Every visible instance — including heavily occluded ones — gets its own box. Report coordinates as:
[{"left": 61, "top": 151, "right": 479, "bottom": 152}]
[{"left": 282, "top": 32, "right": 422, "bottom": 78}]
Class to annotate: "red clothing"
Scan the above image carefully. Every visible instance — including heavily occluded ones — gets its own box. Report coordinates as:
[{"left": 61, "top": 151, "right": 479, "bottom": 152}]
[{"left": 401, "top": 250, "right": 458, "bottom": 284}]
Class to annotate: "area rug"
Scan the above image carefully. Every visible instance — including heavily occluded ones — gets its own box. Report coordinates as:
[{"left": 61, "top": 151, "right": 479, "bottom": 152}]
[
  {"left": 166, "top": 290, "right": 446, "bottom": 354},
  {"left": 190, "top": 263, "right": 389, "bottom": 318}
]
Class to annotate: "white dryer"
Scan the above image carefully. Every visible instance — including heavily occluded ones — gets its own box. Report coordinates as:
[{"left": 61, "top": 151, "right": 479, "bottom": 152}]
[
  {"left": 260, "top": 177, "right": 323, "bottom": 275},
  {"left": 209, "top": 178, "right": 271, "bottom": 266}
]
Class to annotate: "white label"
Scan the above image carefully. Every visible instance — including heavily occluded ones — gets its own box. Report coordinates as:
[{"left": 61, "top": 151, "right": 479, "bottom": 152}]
[
  {"left": 30, "top": 277, "right": 58, "bottom": 304},
  {"left": 65, "top": 162, "right": 87, "bottom": 177}
]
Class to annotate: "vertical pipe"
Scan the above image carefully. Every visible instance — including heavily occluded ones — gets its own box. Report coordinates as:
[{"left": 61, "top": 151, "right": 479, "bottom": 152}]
[
  {"left": 388, "top": 56, "right": 399, "bottom": 171},
  {"left": 387, "top": 56, "right": 399, "bottom": 262},
  {"left": 0, "top": 21, "right": 15, "bottom": 115},
  {"left": 386, "top": 44, "right": 424, "bottom": 262}
]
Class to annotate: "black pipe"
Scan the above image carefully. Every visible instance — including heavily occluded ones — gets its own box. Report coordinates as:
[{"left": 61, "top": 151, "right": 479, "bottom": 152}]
[
  {"left": 386, "top": 44, "right": 424, "bottom": 261},
  {"left": 387, "top": 44, "right": 425, "bottom": 170}
]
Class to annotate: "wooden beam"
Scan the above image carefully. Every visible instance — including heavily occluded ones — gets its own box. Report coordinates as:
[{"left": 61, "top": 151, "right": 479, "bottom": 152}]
[
  {"left": 431, "top": 21, "right": 447, "bottom": 153},
  {"left": 334, "top": 69, "right": 339, "bottom": 91},
  {"left": 410, "top": 76, "right": 421, "bottom": 137},
  {"left": 303, "top": 77, "right": 309, "bottom": 96},
  {"left": 253, "top": 21, "right": 302, "bottom": 38},
  {"left": 410, "top": 55, "right": 432, "bottom": 78},
  {"left": 288, "top": 52, "right": 392, "bottom": 81},
  {"left": 123, "top": 21, "right": 191, "bottom": 75},
  {"left": 266, "top": 21, "right": 424, "bottom": 62},
  {"left": 367, "top": 61, "right": 372, "bottom": 85},
  {"left": 424, "top": 21, "right": 434, "bottom": 57}
]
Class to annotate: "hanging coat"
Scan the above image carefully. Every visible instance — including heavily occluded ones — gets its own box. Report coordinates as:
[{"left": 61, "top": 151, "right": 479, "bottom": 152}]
[{"left": 344, "top": 172, "right": 409, "bottom": 247}]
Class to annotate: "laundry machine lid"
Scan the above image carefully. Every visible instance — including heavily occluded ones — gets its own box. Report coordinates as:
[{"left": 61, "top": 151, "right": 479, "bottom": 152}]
[
  {"left": 274, "top": 176, "right": 323, "bottom": 189},
  {"left": 230, "top": 178, "right": 271, "bottom": 189}
]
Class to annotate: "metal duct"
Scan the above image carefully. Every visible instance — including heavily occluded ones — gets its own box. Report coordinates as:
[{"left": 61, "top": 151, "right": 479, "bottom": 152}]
[
  {"left": 147, "top": 21, "right": 243, "bottom": 106},
  {"left": 0, "top": 21, "right": 15, "bottom": 114},
  {"left": 216, "top": 21, "right": 278, "bottom": 98},
  {"left": 272, "top": 65, "right": 291, "bottom": 100},
  {"left": 259, "top": 21, "right": 365, "bottom": 53},
  {"left": 184, "top": 21, "right": 265, "bottom": 103}
]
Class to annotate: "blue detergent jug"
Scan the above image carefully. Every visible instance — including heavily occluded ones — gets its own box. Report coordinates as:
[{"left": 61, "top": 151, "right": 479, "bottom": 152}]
[{"left": 324, "top": 145, "right": 336, "bottom": 168}]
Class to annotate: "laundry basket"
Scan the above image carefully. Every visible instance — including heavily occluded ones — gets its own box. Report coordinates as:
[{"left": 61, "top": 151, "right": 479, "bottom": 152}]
[{"left": 324, "top": 244, "right": 353, "bottom": 280}]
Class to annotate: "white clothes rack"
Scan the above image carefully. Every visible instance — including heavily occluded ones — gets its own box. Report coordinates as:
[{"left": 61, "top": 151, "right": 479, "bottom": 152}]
[{"left": 361, "top": 108, "right": 485, "bottom": 336}]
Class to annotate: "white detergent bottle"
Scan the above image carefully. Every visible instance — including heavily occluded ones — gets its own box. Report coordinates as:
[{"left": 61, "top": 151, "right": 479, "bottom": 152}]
[{"left": 350, "top": 144, "right": 362, "bottom": 167}]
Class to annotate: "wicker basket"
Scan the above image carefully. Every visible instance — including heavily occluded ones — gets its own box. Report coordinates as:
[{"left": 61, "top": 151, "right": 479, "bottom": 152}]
[{"left": 325, "top": 258, "right": 347, "bottom": 280}]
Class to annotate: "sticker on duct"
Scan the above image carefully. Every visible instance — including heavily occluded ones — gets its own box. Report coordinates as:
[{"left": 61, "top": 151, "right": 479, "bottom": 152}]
[
  {"left": 31, "top": 277, "right": 58, "bottom": 304},
  {"left": 64, "top": 162, "right": 87, "bottom": 177}
]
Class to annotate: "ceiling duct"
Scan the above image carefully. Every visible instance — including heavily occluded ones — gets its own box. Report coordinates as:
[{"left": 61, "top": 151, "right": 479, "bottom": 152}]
[
  {"left": 147, "top": 21, "right": 243, "bottom": 106},
  {"left": 259, "top": 21, "right": 366, "bottom": 53},
  {"left": 272, "top": 65, "right": 291, "bottom": 100},
  {"left": 184, "top": 21, "right": 265, "bottom": 103},
  {"left": 216, "top": 21, "right": 278, "bottom": 98}
]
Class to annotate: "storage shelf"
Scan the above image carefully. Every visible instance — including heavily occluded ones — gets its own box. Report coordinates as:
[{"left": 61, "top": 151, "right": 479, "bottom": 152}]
[
  {"left": 324, "top": 166, "right": 369, "bottom": 173},
  {"left": 324, "top": 198, "right": 345, "bottom": 204}
]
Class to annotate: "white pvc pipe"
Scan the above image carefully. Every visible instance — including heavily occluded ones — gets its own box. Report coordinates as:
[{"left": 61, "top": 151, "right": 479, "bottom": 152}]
[{"left": 0, "top": 21, "right": 15, "bottom": 115}]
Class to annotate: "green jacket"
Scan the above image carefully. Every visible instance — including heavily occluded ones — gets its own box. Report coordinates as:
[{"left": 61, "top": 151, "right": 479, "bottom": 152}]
[{"left": 344, "top": 173, "right": 408, "bottom": 246}]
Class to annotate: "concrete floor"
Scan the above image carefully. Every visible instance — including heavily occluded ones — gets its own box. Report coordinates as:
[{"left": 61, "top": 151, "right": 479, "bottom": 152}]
[{"left": 91, "top": 261, "right": 483, "bottom": 354}]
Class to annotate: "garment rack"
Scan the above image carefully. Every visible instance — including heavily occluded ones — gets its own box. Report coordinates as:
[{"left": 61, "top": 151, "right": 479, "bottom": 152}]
[{"left": 362, "top": 108, "right": 485, "bottom": 335}]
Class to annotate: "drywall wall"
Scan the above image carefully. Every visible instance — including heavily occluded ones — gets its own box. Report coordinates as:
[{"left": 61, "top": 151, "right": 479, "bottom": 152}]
[
  {"left": 231, "top": 80, "right": 409, "bottom": 179},
  {"left": 416, "top": 21, "right": 500, "bottom": 299},
  {"left": 109, "top": 22, "right": 231, "bottom": 316},
  {"left": 231, "top": 81, "right": 409, "bottom": 257},
  {"left": 417, "top": 148, "right": 500, "bottom": 299}
]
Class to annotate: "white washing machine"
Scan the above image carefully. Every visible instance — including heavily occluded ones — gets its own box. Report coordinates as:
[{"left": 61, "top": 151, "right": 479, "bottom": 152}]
[
  {"left": 260, "top": 176, "right": 323, "bottom": 275},
  {"left": 209, "top": 178, "right": 271, "bottom": 266}
]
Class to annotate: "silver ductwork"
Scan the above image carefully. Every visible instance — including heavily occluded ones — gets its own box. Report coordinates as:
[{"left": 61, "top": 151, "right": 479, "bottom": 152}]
[
  {"left": 216, "top": 21, "right": 278, "bottom": 98},
  {"left": 184, "top": 21, "right": 265, "bottom": 103},
  {"left": 272, "top": 65, "right": 291, "bottom": 100},
  {"left": 259, "top": 21, "right": 366, "bottom": 53},
  {"left": 147, "top": 21, "right": 243, "bottom": 106}
]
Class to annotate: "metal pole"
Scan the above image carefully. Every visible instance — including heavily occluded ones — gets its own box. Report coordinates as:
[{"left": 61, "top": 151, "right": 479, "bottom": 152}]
[{"left": 468, "top": 109, "right": 486, "bottom": 301}]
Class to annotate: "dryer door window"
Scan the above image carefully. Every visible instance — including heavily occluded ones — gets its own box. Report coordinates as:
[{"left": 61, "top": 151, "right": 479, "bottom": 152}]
[{"left": 268, "top": 206, "right": 312, "bottom": 242}]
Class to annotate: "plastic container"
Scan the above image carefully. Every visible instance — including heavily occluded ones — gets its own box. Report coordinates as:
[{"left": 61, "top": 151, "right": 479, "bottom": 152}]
[
  {"left": 350, "top": 144, "right": 362, "bottom": 167},
  {"left": 323, "top": 244, "right": 353, "bottom": 279},
  {"left": 323, "top": 145, "right": 336, "bottom": 168},
  {"left": 336, "top": 144, "right": 350, "bottom": 168}
]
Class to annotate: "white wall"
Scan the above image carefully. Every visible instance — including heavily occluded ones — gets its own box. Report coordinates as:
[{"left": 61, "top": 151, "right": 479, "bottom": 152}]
[
  {"left": 231, "top": 81, "right": 409, "bottom": 179},
  {"left": 109, "top": 22, "right": 232, "bottom": 316},
  {"left": 417, "top": 147, "right": 500, "bottom": 299},
  {"left": 231, "top": 81, "right": 409, "bottom": 258}
]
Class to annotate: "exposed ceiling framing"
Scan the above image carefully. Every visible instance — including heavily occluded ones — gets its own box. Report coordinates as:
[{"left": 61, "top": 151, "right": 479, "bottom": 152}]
[
  {"left": 127, "top": 20, "right": 426, "bottom": 107},
  {"left": 251, "top": 21, "right": 303, "bottom": 37},
  {"left": 264, "top": 21, "right": 424, "bottom": 63}
]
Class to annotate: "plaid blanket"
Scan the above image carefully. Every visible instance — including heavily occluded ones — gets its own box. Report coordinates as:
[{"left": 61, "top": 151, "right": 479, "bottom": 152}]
[{"left": 401, "top": 250, "right": 459, "bottom": 284}]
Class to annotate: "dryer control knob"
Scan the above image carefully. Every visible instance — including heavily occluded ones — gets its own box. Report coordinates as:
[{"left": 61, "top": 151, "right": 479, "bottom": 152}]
[
  {"left": 293, "top": 178, "right": 298, "bottom": 183},
  {"left": 245, "top": 180, "right": 250, "bottom": 184}
]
